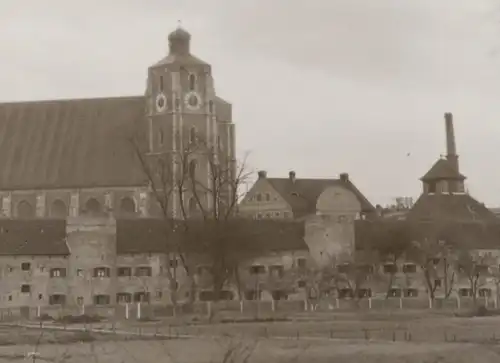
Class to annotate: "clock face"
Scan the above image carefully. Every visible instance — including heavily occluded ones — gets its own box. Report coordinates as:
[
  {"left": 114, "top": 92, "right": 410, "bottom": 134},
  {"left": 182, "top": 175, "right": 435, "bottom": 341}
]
[
  {"left": 184, "top": 91, "right": 201, "bottom": 110},
  {"left": 155, "top": 93, "right": 167, "bottom": 112}
]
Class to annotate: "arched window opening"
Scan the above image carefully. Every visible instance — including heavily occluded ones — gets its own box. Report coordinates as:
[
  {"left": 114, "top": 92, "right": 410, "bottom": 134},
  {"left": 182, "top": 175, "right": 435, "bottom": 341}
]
[
  {"left": 189, "top": 160, "right": 197, "bottom": 179},
  {"left": 85, "top": 198, "right": 102, "bottom": 216},
  {"left": 17, "top": 200, "right": 34, "bottom": 219},
  {"left": 159, "top": 75, "right": 164, "bottom": 92},
  {"left": 119, "top": 197, "right": 136, "bottom": 215},
  {"left": 188, "top": 197, "right": 198, "bottom": 216},
  {"left": 50, "top": 199, "right": 68, "bottom": 219},
  {"left": 158, "top": 129, "right": 164, "bottom": 146},
  {"left": 188, "top": 74, "right": 196, "bottom": 91},
  {"left": 208, "top": 100, "right": 214, "bottom": 113},
  {"left": 189, "top": 127, "right": 196, "bottom": 144}
]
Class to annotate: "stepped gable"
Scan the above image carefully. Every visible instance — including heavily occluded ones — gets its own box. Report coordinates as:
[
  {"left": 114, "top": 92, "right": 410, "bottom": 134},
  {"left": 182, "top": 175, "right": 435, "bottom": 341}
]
[
  {"left": 115, "top": 218, "right": 307, "bottom": 254},
  {"left": 0, "top": 219, "right": 68, "bottom": 256},
  {"left": 0, "top": 96, "right": 147, "bottom": 190},
  {"left": 266, "top": 176, "right": 374, "bottom": 218}
]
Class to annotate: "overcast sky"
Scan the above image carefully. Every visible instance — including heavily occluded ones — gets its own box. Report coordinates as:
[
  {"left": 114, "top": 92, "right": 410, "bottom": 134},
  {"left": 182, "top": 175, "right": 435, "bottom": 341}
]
[{"left": 1, "top": 0, "right": 499, "bottom": 206}]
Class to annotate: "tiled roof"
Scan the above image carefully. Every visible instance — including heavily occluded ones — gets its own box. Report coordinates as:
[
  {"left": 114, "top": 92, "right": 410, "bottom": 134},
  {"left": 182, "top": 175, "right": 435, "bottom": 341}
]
[
  {"left": 0, "top": 94, "right": 232, "bottom": 191},
  {"left": 355, "top": 219, "right": 500, "bottom": 250},
  {"left": 421, "top": 159, "right": 466, "bottom": 181},
  {"left": 0, "top": 219, "right": 68, "bottom": 256},
  {"left": 407, "top": 193, "right": 497, "bottom": 223},
  {"left": 266, "top": 177, "right": 374, "bottom": 217},
  {"left": 0, "top": 96, "right": 148, "bottom": 190},
  {"left": 115, "top": 218, "right": 307, "bottom": 255},
  {"left": 152, "top": 53, "right": 209, "bottom": 67}
]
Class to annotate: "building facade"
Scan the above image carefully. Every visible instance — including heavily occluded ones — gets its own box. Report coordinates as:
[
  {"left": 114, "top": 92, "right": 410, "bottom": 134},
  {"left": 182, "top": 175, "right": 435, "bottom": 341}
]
[{"left": 0, "top": 27, "right": 235, "bottom": 220}]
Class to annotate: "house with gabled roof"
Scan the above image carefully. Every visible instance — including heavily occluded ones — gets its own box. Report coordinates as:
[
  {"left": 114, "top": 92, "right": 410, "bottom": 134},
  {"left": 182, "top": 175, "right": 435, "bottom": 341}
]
[{"left": 238, "top": 170, "right": 375, "bottom": 266}]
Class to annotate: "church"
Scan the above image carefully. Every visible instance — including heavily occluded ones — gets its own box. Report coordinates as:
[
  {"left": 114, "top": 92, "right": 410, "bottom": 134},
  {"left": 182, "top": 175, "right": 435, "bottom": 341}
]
[{"left": 0, "top": 27, "right": 235, "bottom": 220}]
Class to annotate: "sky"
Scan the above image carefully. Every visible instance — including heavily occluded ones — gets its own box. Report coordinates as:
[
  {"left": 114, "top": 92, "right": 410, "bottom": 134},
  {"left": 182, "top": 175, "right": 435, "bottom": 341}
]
[{"left": 0, "top": 0, "right": 500, "bottom": 207}]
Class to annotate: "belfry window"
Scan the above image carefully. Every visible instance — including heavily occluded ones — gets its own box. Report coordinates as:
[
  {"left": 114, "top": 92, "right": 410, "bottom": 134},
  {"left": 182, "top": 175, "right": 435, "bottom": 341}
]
[
  {"left": 159, "top": 76, "right": 164, "bottom": 92},
  {"left": 428, "top": 182, "right": 437, "bottom": 194},
  {"left": 188, "top": 74, "right": 196, "bottom": 91},
  {"left": 189, "top": 127, "right": 196, "bottom": 144}
]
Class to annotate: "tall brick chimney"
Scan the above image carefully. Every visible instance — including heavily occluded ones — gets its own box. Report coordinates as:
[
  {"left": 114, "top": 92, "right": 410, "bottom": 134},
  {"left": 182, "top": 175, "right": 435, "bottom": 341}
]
[{"left": 444, "top": 112, "right": 459, "bottom": 172}]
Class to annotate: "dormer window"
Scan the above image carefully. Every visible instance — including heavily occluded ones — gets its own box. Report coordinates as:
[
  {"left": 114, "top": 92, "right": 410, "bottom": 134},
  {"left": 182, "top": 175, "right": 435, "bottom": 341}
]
[
  {"left": 428, "top": 182, "right": 436, "bottom": 194},
  {"left": 265, "top": 193, "right": 271, "bottom": 201}
]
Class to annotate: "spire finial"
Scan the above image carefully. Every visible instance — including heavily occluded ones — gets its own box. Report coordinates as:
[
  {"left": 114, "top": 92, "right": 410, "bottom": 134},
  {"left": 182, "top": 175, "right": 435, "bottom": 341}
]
[{"left": 177, "top": 20, "right": 182, "bottom": 28}]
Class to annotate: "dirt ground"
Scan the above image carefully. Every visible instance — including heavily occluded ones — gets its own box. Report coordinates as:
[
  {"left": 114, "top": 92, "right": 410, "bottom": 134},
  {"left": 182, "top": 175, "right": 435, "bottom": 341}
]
[
  {"left": 110, "top": 311, "right": 500, "bottom": 343},
  {"left": 0, "top": 337, "right": 499, "bottom": 363}
]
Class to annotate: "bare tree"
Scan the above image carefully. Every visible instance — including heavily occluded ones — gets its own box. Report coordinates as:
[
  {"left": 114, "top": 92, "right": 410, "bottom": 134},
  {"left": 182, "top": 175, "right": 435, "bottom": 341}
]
[
  {"left": 456, "top": 250, "right": 490, "bottom": 306},
  {"left": 130, "top": 126, "right": 253, "bottom": 303},
  {"left": 412, "top": 222, "right": 458, "bottom": 300},
  {"left": 370, "top": 221, "right": 413, "bottom": 299},
  {"left": 329, "top": 251, "right": 378, "bottom": 308}
]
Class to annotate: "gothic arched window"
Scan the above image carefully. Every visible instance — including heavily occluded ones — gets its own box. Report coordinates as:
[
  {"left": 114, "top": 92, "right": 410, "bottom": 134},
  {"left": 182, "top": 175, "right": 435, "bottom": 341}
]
[
  {"left": 188, "top": 197, "right": 198, "bottom": 216},
  {"left": 208, "top": 100, "right": 214, "bottom": 113},
  {"left": 189, "top": 127, "right": 196, "bottom": 144},
  {"left": 119, "top": 197, "right": 136, "bottom": 215},
  {"left": 159, "top": 75, "right": 164, "bottom": 92},
  {"left": 158, "top": 129, "right": 164, "bottom": 146},
  {"left": 188, "top": 74, "right": 196, "bottom": 91},
  {"left": 50, "top": 199, "right": 68, "bottom": 219},
  {"left": 189, "top": 159, "right": 197, "bottom": 179},
  {"left": 85, "top": 198, "right": 102, "bottom": 216},
  {"left": 17, "top": 200, "right": 34, "bottom": 219}
]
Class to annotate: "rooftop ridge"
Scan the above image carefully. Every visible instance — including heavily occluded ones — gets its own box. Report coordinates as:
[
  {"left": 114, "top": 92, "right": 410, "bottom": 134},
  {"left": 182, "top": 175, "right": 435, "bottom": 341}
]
[{"left": 0, "top": 95, "right": 144, "bottom": 106}]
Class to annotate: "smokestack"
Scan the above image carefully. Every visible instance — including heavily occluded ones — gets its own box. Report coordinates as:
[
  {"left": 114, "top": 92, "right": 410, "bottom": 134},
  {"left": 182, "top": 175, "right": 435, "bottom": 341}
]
[
  {"left": 444, "top": 113, "right": 456, "bottom": 156},
  {"left": 444, "top": 112, "right": 459, "bottom": 172}
]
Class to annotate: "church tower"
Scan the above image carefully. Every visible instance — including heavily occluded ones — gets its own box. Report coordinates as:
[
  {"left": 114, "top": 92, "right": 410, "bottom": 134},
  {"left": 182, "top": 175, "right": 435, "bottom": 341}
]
[{"left": 144, "top": 27, "right": 233, "bottom": 217}]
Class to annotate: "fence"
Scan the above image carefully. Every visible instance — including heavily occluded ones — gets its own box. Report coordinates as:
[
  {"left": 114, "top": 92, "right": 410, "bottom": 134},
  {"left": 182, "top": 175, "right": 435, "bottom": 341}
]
[{"left": 0, "top": 295, "right": 493, "bottom": 322}]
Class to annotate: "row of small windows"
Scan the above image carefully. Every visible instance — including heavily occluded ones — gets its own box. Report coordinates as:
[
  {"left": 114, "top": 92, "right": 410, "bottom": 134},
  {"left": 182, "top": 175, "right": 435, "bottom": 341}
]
[
  {"left": 255, "top": 211, "right": 291, "bottom": 219},
  {"left": 6, "top": 266, "right": 154, "bottom": 278},
  {"left": 8, "top": 292, "right": 161, "bottom": 305},
  {"left": 13, "top": 197, "right": 137, "bottom": 219},
  {"left": 250, "top": 193, "right": 273, "bottom": 202}
]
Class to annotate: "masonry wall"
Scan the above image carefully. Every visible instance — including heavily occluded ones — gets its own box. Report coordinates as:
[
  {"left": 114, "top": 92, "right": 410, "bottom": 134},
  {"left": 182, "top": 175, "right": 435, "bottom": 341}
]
[
  {"left": 304, "top": 185, "right": 361, "bottom": 266},
  {"left": 65, "top": 217, "right": 117, "bottom": 307},
  {"left": 0, "top": 255, "right": 69, "bottom": 308}
]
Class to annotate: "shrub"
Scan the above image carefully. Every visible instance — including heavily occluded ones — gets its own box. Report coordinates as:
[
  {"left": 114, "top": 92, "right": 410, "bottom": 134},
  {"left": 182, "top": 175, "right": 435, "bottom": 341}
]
[{"left": 57, "top": 314, "right": 103, "bottom": 324}]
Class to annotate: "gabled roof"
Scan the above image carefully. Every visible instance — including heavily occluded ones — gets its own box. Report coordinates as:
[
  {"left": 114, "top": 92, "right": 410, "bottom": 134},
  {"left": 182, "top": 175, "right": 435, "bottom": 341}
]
[
  {"left": 265, "top": 177, "right": 375, "bottom": 217},
  {"left": 407, "top": 193, "right": 497, "bottom": 223},
  {"left": 0, "top": 96, "right": 147, "bottom": 190},
  {"left": 0, "top": 219, "right": 68, "bottom": 256},
  {"left": 115, "top": 218, "right": 307, "bottom": 255},
  {"left": 421, "top": 158, "right": 466, "bottom": 181}
]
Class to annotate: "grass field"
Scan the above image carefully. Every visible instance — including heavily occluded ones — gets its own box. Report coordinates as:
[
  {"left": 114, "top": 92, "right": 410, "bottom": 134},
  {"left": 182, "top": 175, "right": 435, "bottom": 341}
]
[{"left": 4, "top": 311, "right": 500, "bottom": 362}]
